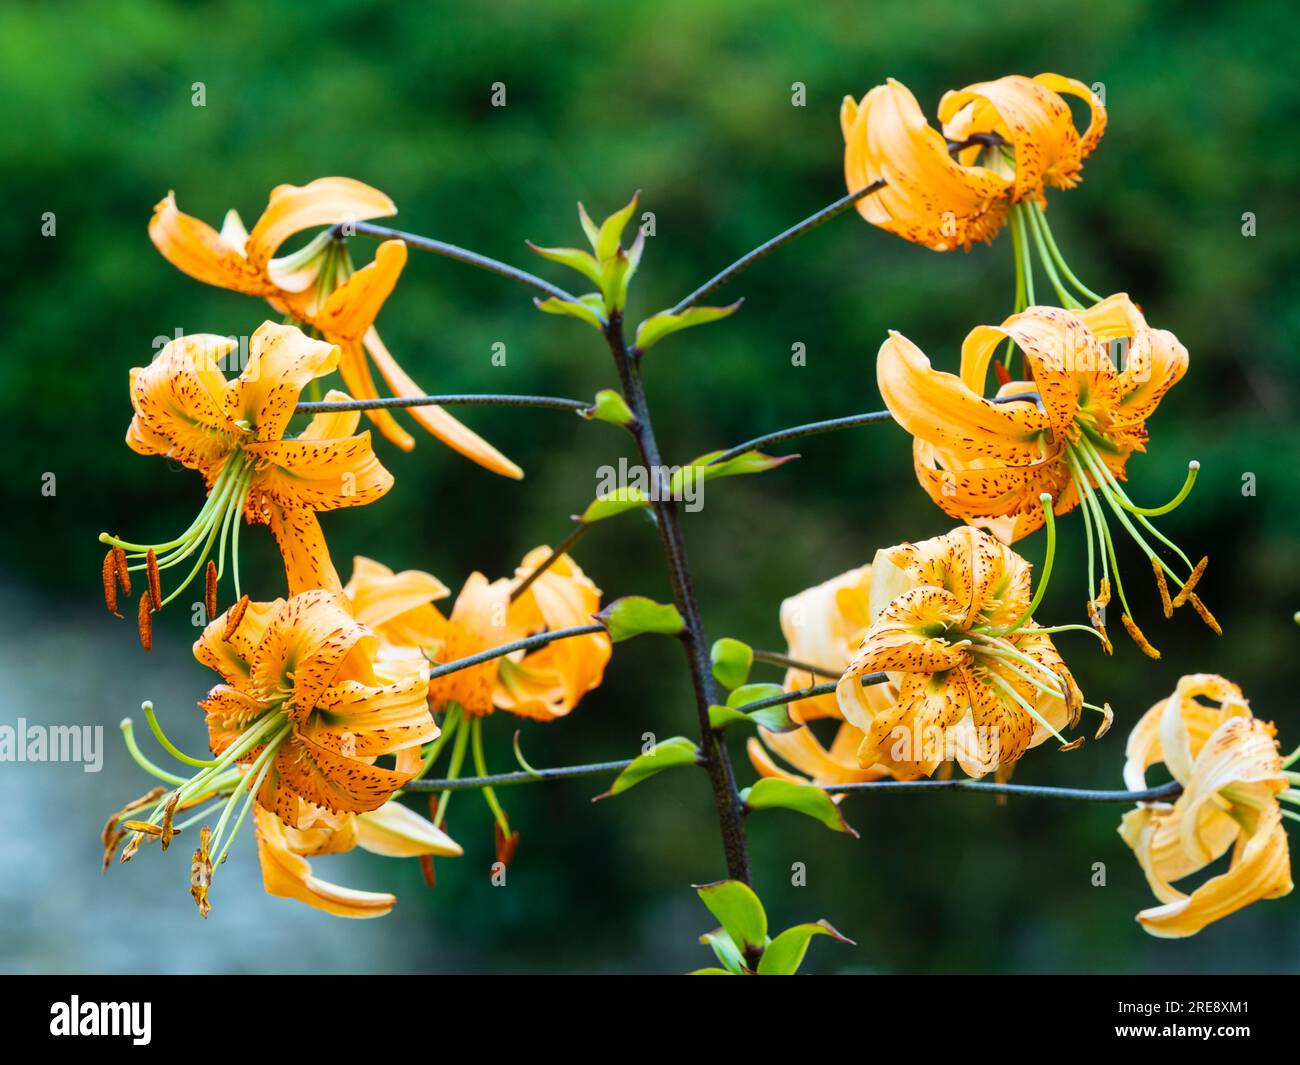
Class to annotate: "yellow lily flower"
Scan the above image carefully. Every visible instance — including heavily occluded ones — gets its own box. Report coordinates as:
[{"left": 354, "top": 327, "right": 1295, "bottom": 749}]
[
  {"left": 342, "top": 550, "right": 611, "bottom": 720},
  {"left": 150, "top": 177, "right": 521, "bottom": 476},
  {"left": 878, "top": 296, "right": 1213, "bottom": 655},
  {"left": 100, "top": 321, "right": 391, "bottom": 636},
  {"left": 842, "top": 74, "right": 1105, "bottom": 251},
  {"left": 748, "top": 564, "right": 900, "bottom": 787},
  {"left": 253, "top": 800, "right": 461, "bottom": 919},
  {"left": 1119, "top": 674, "right": 1293, "bottom": 937},
  {"left": 835, "top": 526, "right": 1088, "bottom": 779},
  {"left": 110, "top": 589, "right": 436, "bottom": 916}
]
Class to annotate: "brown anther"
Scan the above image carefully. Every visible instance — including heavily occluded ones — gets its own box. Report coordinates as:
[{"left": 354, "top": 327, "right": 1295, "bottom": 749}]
[
  {"left": 494, "top": 822, "right": 521, "bottom": 868},
  {"left": 145, "top": 549, "right": 162, "bottom": 611},
  {"left": 191, "top": 826, "right": 213, "bottom": 918},
  {"left": 102, "top": 551, "right": 120, "bottom": 617},
  {"left": 160, "top": 790, "right": 180, "bottom": 850},
  {"left": 113, "top": 546, "right": 131, "bottom": 596},
  {"left": 1188, "top": 593, "right": 1222, "bottom": 635},
  {"left": 205, "top": 560, "right": 218, "bottom": 622},
  {"left": 1059, "top": 672, "right": 1083, "bottom": 728},
  {"left": 1151, "top": 557, "right": 1173, "bottom": 618},
  {"left": 1087, "top": 599, "right": 1113, "bottom": 656},
  {"left": 1122, "top": 614, "right": 1161, "bottom": 659},
  {"left": 101, "top": 786, "right": 165, "bottom": 872},
  {"left": 1095, "top": 702, "right": 1115, "bottom": 740},
  {"left": 222, "top": 594, "right": 250, "bottom": 642},
  {"left": 1058, "top": 736, "right": 1086, "bottom": 752},
  {"left": 120, "top": 833, "right": 144, "bottom": 864},
  {"left": 121, "top": 820, "right": 163, "bottom": 837},
  {"left": 1095, "top": 576, "right": 1111, "bottom": 608},
  {"left": 137, "top": 593, "right": 153, "bottom": 651},
  {"left": 1171, "top": 556, "right": 1208, "bottom": 610}
]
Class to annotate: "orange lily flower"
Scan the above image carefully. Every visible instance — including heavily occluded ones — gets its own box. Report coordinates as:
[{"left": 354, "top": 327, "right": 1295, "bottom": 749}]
[
  {"left": 842, "top": 74, "right": 1105, "bottom": 251},
  {"left": 100, "top": 321, "right": 391, "bottom": 636},
  {"left": 878, "top": 296, "right": 1213, "bottom": 656},
  {"left": 111, "top": 589, "right": 436, "bottom": 915},
  {"left": 1120, "top": 674, "right": 1293, "bottom": 937},
  {"left": 749, "top": 564, "right": 900, "bottom": 787},
  {"left": 150, "top": 177, "right": 521, "bottom": 476},
  {"left": 835, "top": 526, "right": 1089, "bottom": 779},
  {"left": 254, "top": 799, "right": 461, "bottom": 919}
]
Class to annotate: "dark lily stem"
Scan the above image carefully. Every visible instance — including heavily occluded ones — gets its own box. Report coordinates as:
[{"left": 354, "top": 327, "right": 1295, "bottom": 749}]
[
  {"left": 509, "top": 523, "right": 592, "bottom": 603},
  {"left": 751, "top": 649, "right": 841, "bottom": 680},
  {"left": 405, "top": 759, "right": 634, "bottom": 793},
  {"left": 333, "top": 220, "right": 581, "bottom": 304},
  {"left": 425, "top": 623, "right": 606, "bottom": 681},
  {"left": 670, "top": 180, "right": 886, "bottom": 314},
  {"left": 708, "top": 410, "right": 895, "bottom": 466},
  {"left": 603, "top": 310, "right": 753, "bottom": 884},
  {"left": 832, "top": 778, "right": 1182, "bottom": 803},
  {"left": 294, "top": 393, "right": 590, "bottom": 415}
]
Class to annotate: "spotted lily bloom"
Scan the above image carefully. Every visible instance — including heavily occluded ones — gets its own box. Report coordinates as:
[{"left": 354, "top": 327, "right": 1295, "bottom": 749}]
[
  {"left": 878, "top": 297, "right": 1212, "bottom": 656},
  {"left": 841, "top": 73, "right": 1105, "bottom": 252},
  {"left": 1120, "top": 674, "right": 1293, "bottom": 937},
  {"left": 835, "top": 525, "right": 1097, "bottom": 779},
  {"left": 99, "top": 322, "right": 390, "bottom": 637},
  {"left": 253, "top": 800, "right": 461, "bottom": 919},
  {"left": 749, "top": 564, "right": 900, "bottom": 787},
  {"left": 109, "top": 589, "right": 436, "bottom": 915},
  {"left": 150, "top": 176, "right": 520, "bottom": 475}
]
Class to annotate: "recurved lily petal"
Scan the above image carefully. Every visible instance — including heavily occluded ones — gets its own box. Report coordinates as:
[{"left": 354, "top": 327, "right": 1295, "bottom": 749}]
[
  {"left": 226, "top": 322, "right": 340, "bottom": 442},
  {"left": 244, "top": 433, "right": 394, "bottom": 512},
  {"left": 149, "top": 191, "right": 269, "bottom": 295},
  {"left": 254, "top": 806, "right": 396, "bottom": 919},
  {"left": 309, "top": 239, "right": 408, "bottom": 344},
  {"left": 842, "top": 80, "right": 1010, "bottom": 251},
  {"left": 308, "top": 667, "right": 437, "bottom": 759},
  {"left": 879, "top": 331, "right": 1050, "bottom": 465},
  {"left": 247, "top": 177, "right": 396, "bottom": 273}
]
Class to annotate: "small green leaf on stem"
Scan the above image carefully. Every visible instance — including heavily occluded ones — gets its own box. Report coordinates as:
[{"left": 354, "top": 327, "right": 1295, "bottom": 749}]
[
  {"left": 708, "top": 681, "right": 799, "bottom": 732},
  {"left": 668, "top": 449, "right": 796, "bottom": 498},
  {"left": 740, "top": 777, "right": 859, "bottom": 837},
  {"left": 524, "top": 242, "right": 603, "bottom": 286},
  {"left": 756, "top": 920, "right": 854, "bottom": 976},
  {"left": 595, "top": 596, "right": 685, "bottom": 642},
  {"left": 534, "top": 294, "right": 606, "bottom": 330},
  {"left": 577, "top": 488, "right": 649, "bottom": 524},
  {"left": 634, "top": 300, "right": 744, "bottom": 352},
  {"left": 710, "top": 637, "right": 753, "bottom": 690},
  {"left": 699, "top": 928, "right": 747, "bottom": 974},
  {"left": 582, "top": 388, "right": 637, "bottom": 428},
  {"left": 593, "top": 736, "right": 698, "bottom": 800},
  {"left": 595, "top": 191, "right": 640, "bottom": 260},
  {"left": 695, "top": 879, "right": 767, "bottom": 954}
]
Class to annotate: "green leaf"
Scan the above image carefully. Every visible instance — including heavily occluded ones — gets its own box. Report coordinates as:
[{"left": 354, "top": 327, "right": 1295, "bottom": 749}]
[
  {"left": 756, "top": 920, "right": 854, "bottom": 976},
  {"left": 699, "top": 928, "right": 746, "bottom": 974},
  {"left": 582, "top": 388, "right": 636, "bottom": 428},
  {"left": 707, "top": 700, "right": 798, "bottom": 734},
  {"left": 740, "top": 778, "right": 859, "bottom": 837},
  {"left": 695, "top": 880, "right": 767, "bottom": 954},
  {"left": 725, "top": 682, "right": 784, "bottom": 709},
  {"left": 594, "top": 736, "right": 698, "bottom": 800},
  {"left": 595, "top": 596, "right": 684, "bottom": 642},
  {"left": 668, "top": 449, "right": 797, "bottom": 499},
  {"left": 576, "top": 201, "right": 600, "bottom": 249},
  {"left": 524, "top": 241, "right": 603, "bottom": 286},
  {"left": 577, "top": 488, "right": 649, "bottom": 523},
  {"left": 634, "top": 300, "right": 744, "bottom": 352},
  {"left": 710, "top": 637, "right": 753, "bottom": 690},
  {"left": 688, "top": 968, "right": 737, "bottom": 976},
  {"left": 595, "top": 191, "right": 640, "bottom": 260},
  {"left": 533, "top": 295, "right": 605, "bottom": 330}
]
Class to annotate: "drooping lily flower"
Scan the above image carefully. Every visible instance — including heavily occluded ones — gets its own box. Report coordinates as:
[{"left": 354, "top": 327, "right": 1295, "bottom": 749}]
[
  {"left": 1120, "top": 674, "right": 1293, "bottom": 937},
  {"left": 109, "top": 589, "right": 436, "bottom": 915},
  {"left": 150, "top": 177, "right": 521, "bottom": 475},
  {"left": 253, "top": 800, "right": 461, "bottom": 919},
  {"left": 841, "top": 74, "right": 1105, "bottom": 252},
  {"left": 342, "top": 550, "right": 610, "bottom": 865},
  {"left": 835, "top": 525, "right": 1095, "bottom": 779},
  {"left": 878, "top": 297, "right": 1213, "bottom": 656},
  {"left": 748, "top": 564, "right": 900, "bottom": 786},
  {"left": 100, "top": 322, "right": 392, "bottom": 638}
]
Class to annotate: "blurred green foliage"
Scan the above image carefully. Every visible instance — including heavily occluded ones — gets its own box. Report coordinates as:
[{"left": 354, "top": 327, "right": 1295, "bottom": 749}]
[{"left": 2, "top": 0, "right": 1299, "bottom": 973}]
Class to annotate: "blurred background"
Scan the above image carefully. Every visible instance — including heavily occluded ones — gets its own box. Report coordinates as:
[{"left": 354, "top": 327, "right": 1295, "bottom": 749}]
[{"left": 2, "top": 0, "right": 1298, "bottom": 974}]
